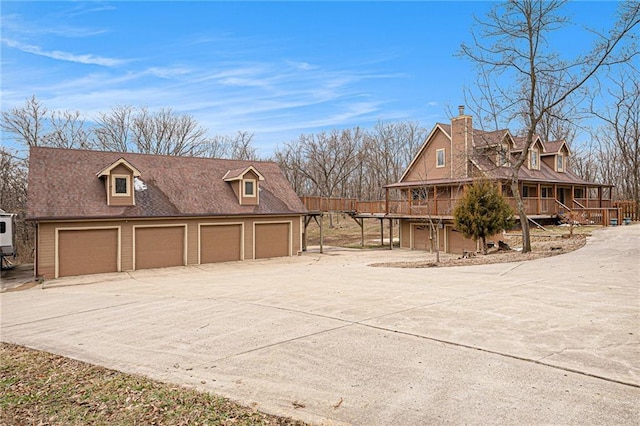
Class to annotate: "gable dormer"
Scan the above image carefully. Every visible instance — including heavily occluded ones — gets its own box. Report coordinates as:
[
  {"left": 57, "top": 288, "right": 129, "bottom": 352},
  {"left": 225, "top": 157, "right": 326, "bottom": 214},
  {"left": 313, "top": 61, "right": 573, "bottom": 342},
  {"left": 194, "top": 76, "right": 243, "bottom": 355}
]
[
  {"left": 96, "top": 158, "right": 142, "bottom": 207},
  {"left": 223, "top": 166, "right": 265, "bottom": 206},
  {"left": 528, "top": 137, "right": 543, "bottom": 170},
  {"left": 541, "top": 140, "right": 571, "bottom": 173}
]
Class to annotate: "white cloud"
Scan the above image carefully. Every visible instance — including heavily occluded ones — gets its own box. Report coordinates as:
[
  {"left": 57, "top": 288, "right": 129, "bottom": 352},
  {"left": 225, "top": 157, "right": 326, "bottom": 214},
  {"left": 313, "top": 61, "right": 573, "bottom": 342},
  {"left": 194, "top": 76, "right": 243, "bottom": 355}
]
[{"left": 2, "top": 38, "right": 126, "bottom": 67}]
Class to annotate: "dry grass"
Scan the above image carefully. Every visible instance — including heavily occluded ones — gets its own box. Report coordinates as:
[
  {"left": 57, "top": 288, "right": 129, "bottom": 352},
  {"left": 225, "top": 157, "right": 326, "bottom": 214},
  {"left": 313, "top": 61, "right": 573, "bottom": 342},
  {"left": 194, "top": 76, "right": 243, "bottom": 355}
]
[
  {"left": 304, "top": 215, "right": 596, "bottom": 268},
  {"left": 0, "top": 343, "right": 306, "bottom": 426}
]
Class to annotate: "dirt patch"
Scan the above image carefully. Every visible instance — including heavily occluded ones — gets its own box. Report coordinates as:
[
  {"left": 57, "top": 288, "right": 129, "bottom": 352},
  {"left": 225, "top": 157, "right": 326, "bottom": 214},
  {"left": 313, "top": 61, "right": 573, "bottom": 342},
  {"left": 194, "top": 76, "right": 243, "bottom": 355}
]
[{"left": 370, "top": 233, "right": 587, "bottom": 268}]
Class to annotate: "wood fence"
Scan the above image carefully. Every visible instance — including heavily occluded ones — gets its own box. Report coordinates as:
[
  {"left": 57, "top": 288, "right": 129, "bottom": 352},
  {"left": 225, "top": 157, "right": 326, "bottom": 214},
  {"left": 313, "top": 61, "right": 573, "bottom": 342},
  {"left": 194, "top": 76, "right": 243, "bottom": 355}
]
[{"left": 613, "top": 200, "right": 638, "bottom": 221}]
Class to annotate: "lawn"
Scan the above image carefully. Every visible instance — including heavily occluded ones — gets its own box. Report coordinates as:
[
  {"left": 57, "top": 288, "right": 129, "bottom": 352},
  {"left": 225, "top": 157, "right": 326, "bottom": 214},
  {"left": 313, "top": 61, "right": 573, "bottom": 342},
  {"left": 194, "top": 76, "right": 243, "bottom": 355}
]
[{"left": 0, "top": 343, "right": 305, "bottom": 426}]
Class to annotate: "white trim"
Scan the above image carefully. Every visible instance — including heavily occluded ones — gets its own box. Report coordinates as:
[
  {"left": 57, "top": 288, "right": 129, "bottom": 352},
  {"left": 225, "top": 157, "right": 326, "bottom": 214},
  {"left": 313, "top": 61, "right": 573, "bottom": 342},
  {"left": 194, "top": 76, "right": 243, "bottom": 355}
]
[
  {"left": 96, "top": 158, "right": 142, "bottom": 177},
  {"left": 252, "top": 220, "right": 293, "bottom": 259},
  {"left": 223, "top": 165, "right": 266, "bottom": 182},
  {"left": 111, "top": 174, "right": 131, "bottom": 197},
  {"left": 436, "top": 148, "right": 445, "bottom": 168},
  {"left": 132, "top": 224, "right": 187, "bottom": 270},
  {"left": 556, "top": 153, "right": 564, "bottom": 172},
  {"left": 54, "top": 226, "right": 121, "bottom": 279},
  {"left": 197, "top": 222, "right": 245, "bottom": 264}
]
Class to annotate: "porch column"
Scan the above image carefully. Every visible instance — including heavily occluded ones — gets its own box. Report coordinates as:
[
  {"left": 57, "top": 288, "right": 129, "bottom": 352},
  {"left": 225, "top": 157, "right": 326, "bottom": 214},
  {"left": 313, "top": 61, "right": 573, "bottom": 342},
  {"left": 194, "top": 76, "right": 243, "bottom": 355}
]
[
  {"left": 537, "top": 183, "right": 541, "bottom": 215},
  {"left": 433, "top": 185, "right": 438, "bottom": 215},
  {"left": 385, "top": 187, "right": 389, "bottom": 215}
]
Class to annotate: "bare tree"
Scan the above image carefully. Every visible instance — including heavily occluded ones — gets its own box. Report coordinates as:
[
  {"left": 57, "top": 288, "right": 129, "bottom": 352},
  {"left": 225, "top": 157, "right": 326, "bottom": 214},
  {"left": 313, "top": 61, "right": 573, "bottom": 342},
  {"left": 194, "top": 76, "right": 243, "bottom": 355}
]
[
  {"left": 460, "top": 0, "right": 640, "bottom": 252},
  {"left": 591, "top": 70, "right": 640, "bottom": 211},
  {"left": 131, "top": 107, "right": 209, "bottom": 156},
  {"left": 228, "top": 131, "right": 260, "bottom": 160},
  {"left": 45, "top": 110, "right": 92, "bottom": 149},
  {"left": 0, "top": 147, "right": 32, "bottom": 262},
  {"left": 94, "top": 105, "right": 134, "bottom": 152},
  {"left": 1, "top": 95, "right": 48, "bottom": 147}
]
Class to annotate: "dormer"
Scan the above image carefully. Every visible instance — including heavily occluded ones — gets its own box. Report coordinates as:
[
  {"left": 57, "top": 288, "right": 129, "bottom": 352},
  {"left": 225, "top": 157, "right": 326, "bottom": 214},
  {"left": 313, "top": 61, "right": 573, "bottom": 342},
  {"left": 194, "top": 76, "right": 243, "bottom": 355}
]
[
  {"left": 541, "top": 140, "right": 571, "bottom": 173},
  {"left": 528, "top": 137, "right": 543, "bottom": 170},
  {"left": 223, "top": 166, "right": 265, "bottom": 206},
  {"left": 96, "top": 158, "right": 142, "bottom": 207}
]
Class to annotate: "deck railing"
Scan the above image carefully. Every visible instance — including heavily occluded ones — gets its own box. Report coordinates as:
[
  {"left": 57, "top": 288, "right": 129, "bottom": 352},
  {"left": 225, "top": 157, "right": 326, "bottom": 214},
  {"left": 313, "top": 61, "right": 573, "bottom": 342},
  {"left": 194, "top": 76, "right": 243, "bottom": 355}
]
[{"left": 301, "top": 195, "right": 620, "bottom": 225}]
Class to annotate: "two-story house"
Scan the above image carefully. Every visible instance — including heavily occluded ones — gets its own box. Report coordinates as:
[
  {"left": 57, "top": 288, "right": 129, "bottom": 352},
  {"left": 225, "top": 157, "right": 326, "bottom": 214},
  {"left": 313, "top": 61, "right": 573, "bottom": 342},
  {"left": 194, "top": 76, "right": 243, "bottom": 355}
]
[{"left": 384, "top": 106, "right": 616, "bottom": 254}]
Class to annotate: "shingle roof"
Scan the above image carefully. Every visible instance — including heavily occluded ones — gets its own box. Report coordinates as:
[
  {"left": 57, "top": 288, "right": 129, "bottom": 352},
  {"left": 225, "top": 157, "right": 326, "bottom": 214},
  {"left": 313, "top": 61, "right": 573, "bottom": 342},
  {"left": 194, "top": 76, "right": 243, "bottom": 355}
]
[
  {"left": 470, "top": 153, "right": 600, "bottom": 186},
  {"left": 27, "top": 147, "right": 307, "bottom": 220}
]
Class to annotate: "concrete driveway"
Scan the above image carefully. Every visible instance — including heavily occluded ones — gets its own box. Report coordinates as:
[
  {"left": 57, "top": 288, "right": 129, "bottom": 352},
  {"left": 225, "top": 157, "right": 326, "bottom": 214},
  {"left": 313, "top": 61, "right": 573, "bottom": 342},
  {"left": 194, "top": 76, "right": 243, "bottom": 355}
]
[{"left": 1, "top": 225, "right": 639, "bottom": 425}]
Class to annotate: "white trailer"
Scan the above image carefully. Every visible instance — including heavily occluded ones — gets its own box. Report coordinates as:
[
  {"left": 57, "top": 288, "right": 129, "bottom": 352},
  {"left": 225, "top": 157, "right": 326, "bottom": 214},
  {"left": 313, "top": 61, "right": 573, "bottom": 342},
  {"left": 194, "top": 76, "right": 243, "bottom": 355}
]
[{"left": 1, "top": 211, "right": 17, "bottom": 269}]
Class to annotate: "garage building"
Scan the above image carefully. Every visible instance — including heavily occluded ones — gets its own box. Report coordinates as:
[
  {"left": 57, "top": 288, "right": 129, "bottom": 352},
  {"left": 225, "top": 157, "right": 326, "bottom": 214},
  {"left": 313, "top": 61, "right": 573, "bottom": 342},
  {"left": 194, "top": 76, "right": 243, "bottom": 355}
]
[{"left": 27, "top": 147, "right": 307, "bottom": 279}]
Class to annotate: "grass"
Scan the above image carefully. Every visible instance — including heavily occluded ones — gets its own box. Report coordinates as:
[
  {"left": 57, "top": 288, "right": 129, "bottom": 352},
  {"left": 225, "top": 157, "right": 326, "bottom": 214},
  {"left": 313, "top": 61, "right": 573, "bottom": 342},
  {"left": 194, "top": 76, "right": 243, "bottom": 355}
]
[{"left": 0, "top": 343, "right": 306, "bottom": 426}]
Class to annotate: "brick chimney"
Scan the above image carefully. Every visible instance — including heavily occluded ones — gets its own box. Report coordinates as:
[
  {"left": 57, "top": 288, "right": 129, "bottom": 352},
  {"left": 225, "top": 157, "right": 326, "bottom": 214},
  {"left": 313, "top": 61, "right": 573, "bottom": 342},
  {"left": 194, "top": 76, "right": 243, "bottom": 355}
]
[{"left": 450, "top": 105, "right": 473, "bottom": 178}]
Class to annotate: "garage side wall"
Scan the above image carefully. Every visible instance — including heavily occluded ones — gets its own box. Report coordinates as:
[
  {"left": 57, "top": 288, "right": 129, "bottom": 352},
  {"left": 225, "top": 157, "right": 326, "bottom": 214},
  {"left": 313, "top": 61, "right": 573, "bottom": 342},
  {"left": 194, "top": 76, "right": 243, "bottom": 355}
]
[{"left": 36, "top": 215, "right": 303, "bottom": 279}]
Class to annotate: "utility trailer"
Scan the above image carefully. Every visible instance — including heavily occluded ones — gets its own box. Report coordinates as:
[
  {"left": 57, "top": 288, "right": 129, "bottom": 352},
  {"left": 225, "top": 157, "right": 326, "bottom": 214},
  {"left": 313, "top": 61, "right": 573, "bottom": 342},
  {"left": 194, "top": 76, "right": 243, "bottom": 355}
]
[{"left": 0, "top": 211, "right": 17, "bottom": 269}]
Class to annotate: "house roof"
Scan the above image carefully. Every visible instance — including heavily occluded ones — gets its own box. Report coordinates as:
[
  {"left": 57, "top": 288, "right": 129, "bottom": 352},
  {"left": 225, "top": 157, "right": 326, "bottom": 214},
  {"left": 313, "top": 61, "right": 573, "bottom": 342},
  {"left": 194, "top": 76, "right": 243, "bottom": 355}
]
[
  {"left": 223, "top": 165, "right": 265, "bottom": 181},
  {"left": 471, "top": 153, "right": 604, "bottom": 186},
  {"left": 27, "top": 147, "right": 307, "bottom": 220}
]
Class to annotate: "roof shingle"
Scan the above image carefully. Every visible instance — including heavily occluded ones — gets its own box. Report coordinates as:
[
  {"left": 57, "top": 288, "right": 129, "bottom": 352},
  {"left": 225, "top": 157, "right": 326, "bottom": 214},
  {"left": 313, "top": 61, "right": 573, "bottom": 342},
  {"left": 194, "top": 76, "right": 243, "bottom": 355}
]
[{"left": 27, "top": 147, "right": 307, "bottom": 220}]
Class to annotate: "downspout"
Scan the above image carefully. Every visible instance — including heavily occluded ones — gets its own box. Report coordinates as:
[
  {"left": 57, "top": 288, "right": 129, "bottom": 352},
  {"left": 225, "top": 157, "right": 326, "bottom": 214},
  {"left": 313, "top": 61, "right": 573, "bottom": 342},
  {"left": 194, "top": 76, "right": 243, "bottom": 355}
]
[{"left": 33, "top": 221, "right": 38, "bottom": 280}]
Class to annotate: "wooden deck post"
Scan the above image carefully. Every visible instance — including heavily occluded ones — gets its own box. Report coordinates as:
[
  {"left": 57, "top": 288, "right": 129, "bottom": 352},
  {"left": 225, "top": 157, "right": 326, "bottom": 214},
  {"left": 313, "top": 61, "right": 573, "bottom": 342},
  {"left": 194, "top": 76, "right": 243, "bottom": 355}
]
[
  {"left": 380, "top": 218, "right": 384, "bottom": 247},
  {"left": 388, "top": 218, "right": 393, "bottom": 250},
  {"left": 537, "top": 183, "right": 541, "bottom": 214}
]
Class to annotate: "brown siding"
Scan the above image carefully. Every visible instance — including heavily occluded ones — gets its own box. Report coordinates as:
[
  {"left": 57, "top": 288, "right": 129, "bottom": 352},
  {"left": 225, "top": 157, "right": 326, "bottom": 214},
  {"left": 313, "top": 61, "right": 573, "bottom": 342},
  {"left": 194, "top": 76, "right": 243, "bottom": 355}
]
[
  {"left": 200, "top": 224, "right": 242, "bottom": 263},
  {"left": 400, "top": 221, "right": 410, "bottom": 248},
  {"left": 58, "top": 228, "right": 118, "bottom": 277},
  {"left": 404, "top": 130, "right": 452, "bottom": 181},
  {"left": 134, "top": 226, "right": 185, "bottom": 270},
  {"left": 255, "top": 222, "right": 290, "bottom": 259}
]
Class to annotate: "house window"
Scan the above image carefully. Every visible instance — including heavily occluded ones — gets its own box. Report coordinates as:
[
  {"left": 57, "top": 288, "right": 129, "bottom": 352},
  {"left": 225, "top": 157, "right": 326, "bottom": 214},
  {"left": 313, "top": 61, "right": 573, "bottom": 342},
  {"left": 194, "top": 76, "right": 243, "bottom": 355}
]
[
  {"left": 412, "top": 188, "right": 428, "bottom": 201},
  {"left": 530, "top": 149, "right": 539, "bottom": 169},
  {"left": 436, "top": 149, "right": 445, "bottom": 168},
  {"left": 541, "top": 187, "right": 553, "bottom": 198},
  {"left": 243, "top": 179, "right": 255, "bottom": 197},
  {"left": 0, "top": 222, "right": 5, "bottom": 233},
  {"left": 574, "top": 188, "right": 584, "bottom": 199},
  {"left": 556, "top": 154, "right": 564, "bottom": 171},
  {"left": 497, "top": 146, "right": 509, "bottom": 166},
  {"left": 111, "top": 175, "right": 130, "bottom": 196}
]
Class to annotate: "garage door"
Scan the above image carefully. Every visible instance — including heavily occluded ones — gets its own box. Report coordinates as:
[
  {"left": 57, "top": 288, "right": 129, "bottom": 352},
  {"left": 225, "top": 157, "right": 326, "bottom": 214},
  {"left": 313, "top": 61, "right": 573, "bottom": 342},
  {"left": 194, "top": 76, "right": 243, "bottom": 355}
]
[
  {"left": 200, "top": 224, "right": 242, "bottom": 263},
  {"left": 135, "top": 226, "right": 184, "bottom": 270},
  {"left": 58, "top": 228, "right": 118, "bottom": 277},
  {"left": 412, "top": 225, "right": 445, "bottom": 252},
  {"left": 255, "top": 223, "right": 290, "bottom": 259},
  {"left": 447, "top": 227, "right": 477, "bottom": 255}
]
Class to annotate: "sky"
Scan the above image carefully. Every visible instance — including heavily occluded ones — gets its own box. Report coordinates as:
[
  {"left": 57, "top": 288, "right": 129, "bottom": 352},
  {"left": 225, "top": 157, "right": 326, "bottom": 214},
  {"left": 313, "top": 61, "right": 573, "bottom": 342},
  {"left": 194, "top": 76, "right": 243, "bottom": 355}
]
[{"left": 0, "top": 1, "right": 631, "bottom": 156}]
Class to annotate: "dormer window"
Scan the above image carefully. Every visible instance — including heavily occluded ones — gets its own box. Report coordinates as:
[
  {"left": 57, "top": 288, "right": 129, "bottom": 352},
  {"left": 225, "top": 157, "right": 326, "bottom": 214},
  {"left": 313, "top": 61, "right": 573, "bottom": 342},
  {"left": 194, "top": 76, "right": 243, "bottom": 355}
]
[
  {"left": 497, "top": 144, "right": 509, "bottom": 166},
  {"left": 556, "top": 154, "right": 564, "bottom": 172},
  {"left": 97, "top": 158, "right": 142, "bottom": 207},
  {"left": 530, "top": 148, "right": 539, "bottom": 170},
  {"left": 112, "top": 175, "right": 131, "bottom": 196},
  {"left": 243, "top": 179, "right": 255, "bottom": 197},
  {"left": 223, "top": 165, "right": 265, "bottom": 206}
]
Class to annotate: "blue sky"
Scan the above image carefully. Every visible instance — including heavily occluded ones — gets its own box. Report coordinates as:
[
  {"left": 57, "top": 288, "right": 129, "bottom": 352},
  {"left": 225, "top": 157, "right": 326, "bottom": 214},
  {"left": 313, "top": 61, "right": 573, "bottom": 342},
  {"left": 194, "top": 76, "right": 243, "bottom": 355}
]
[{"left": 0, "top": 1, "right": 629, "bottom": 156}]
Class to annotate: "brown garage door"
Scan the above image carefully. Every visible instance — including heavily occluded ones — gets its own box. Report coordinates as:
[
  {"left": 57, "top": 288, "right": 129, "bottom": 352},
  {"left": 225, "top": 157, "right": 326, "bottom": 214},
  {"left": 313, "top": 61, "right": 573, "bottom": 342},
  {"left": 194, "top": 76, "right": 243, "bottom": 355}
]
[
  {"left": 135, "top": 226, "right": 184, "bottom": 270},
  {"left": 58, "top": 228, "right": 118, "bottom": 277},
  {"left": 447, "top": 227, "right": 477, "bottom": 255},
  {"left": 413, "top": 225, "right": 445, "bottom": 251},
  {"left": 200, "top": 224, "right": 242, "bottom": 263},
  {"left": 255, "top": 223, "right": 289, "bottom": 259}
]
